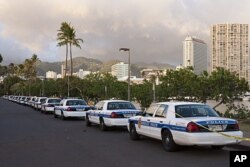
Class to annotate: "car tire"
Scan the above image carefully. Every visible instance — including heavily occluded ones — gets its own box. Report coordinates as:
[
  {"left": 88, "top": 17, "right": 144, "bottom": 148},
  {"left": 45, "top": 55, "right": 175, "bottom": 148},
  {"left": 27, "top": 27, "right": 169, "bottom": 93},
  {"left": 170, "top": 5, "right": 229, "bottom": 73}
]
[
  {"left": 211, "top": 145, "right": 224, "bottom": 149},
  {"left": 100, "top": 118, "right": 107, "bottom": 131},
  {"left": 161, "top": 129, "right": 179, "bottom": 152},
  {"left": 54, "top": 111, "right": 58, "bottom": 118},
  {"left": 61, "top": 111, "right": 66, "bottom": 120},
  {"left": 129, "top": 123, "right": 140, "bottom": 140},
  {"left": 86, "top": 114, "right": 91, "bottom": 127}
]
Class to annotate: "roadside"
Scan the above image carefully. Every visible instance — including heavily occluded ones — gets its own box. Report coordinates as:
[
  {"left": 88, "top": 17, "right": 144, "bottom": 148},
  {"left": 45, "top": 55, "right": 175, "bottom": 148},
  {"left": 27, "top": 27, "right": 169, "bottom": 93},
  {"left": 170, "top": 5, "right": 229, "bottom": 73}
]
[
  {"left": 228, "top": 130, "right": 250, "bottom": 150},
  {"left": 239, "top": 131, "right": 250, "bottom": 149}
]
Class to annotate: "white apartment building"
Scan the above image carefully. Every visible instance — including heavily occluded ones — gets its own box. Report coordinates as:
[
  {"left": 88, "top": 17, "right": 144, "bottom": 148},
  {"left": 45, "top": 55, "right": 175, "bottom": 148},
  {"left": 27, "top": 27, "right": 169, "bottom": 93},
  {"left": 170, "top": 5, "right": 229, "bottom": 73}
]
[
  {"left": 211, "top": 24, "right": 249, "bottom": 80},
  {"left": 111, "top": 62, "right": 129, "bottom": 79},
  {"left": 46, "top": 71, "right": 57, "bottom": 79},
  {"left": 183, "top": 36, "right": 208, "bottom": 75},
  {"left": 77, "top": 69, "right": 91, "bottom": 79}
]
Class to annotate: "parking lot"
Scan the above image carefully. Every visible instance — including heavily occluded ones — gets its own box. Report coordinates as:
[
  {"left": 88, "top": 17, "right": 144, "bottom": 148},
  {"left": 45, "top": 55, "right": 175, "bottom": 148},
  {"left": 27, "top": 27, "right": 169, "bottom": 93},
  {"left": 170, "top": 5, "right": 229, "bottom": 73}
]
[{"left": 0, "top": 98, "right": 244, "bottom": 167}]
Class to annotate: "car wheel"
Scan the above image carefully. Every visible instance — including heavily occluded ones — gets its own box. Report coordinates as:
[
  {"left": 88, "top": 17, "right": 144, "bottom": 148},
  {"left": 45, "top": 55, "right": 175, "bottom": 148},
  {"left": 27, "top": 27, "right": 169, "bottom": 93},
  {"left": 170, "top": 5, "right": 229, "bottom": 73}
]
[
  {"left": 54, "top": 110, "right": 58, "bottom": 118},
  {"left": 86, "top": 114, "right": 91, "bottom": 127},
  {"left": 161, "top": 129, "right": 178, "bottom": 152},
  {"left": 61, "top": 111, "right": 66, "bottom": 120},
  {"left": 129, "top": 123, "right": 140, "bottom": 140},
  {"left": 100, "top": 118, "right": 107, "bottom": 131},
  {"left": 211, "top": 145, "right": 224, "bottom": 149}
]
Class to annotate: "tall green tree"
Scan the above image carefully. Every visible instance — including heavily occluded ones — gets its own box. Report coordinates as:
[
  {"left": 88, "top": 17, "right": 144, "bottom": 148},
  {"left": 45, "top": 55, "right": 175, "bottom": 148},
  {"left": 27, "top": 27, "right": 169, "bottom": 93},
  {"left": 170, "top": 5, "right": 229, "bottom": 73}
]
[
  {"left": 22, "top": 54, "right": 40, "bottom": 95},
  {"left": 57, "top": 22, "right": 83, "bottom": 76},
  {"left": 0, "top": 54, "right": 2, "bottom": 63},
  {"left": 57, "top": 22, "right": 70, "bottom": 77},
  {"left": 68, "top": 26, "right": 83, "bottom": 76}
]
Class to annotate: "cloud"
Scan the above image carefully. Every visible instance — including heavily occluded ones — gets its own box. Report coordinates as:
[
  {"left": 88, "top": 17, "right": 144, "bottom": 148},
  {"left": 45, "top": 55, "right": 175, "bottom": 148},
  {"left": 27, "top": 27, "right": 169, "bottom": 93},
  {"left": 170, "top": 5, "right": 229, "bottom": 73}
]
[{"left": 0, "top": 0, "right": 249, "bottom": 66}]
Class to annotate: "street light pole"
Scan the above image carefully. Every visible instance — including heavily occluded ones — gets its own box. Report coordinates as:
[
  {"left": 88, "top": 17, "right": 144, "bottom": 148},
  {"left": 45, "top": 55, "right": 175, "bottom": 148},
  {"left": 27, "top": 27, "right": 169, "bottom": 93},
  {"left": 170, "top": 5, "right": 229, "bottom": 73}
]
[{"left": 119, "top": 48, "right": 131, "bottom": 101}]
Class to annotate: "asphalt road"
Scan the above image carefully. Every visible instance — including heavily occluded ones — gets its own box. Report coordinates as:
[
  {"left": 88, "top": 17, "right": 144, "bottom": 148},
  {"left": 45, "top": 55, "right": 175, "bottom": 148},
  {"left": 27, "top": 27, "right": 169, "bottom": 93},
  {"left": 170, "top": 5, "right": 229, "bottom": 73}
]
[{"left": 0, "top": 98, "right": 243, "bottom": 167}]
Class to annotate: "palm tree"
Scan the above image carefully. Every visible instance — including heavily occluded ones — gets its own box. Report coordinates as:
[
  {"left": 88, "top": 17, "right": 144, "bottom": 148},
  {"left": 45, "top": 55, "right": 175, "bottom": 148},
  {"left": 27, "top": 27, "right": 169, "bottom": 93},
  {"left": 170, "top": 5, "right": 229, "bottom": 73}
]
[
  {"left": 57, "top": 22, "right": 71, "bottom": 77},
  {"left": 57, "top": 22, "right": 83, "bottom": 76},
  {"left": 68, "top": 26, "right": 83, "bottom": 76},
  {"left": 0, "top": 54, "right": 3, "bottom": 63},
  {"left": 23, "top": 54, "right": 40, "bottom": 95}
]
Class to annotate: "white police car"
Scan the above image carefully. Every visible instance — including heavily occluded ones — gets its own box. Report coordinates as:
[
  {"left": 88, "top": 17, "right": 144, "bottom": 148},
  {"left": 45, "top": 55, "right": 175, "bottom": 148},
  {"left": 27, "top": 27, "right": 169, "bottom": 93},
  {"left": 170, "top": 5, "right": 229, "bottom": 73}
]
[
  {"left": 127, "top": 102, "right": 243, "bottom": 152},
  {"left": 54, "top": 99, "right": 91, "bottom": 120},
  {"left": 86, "top": 100, "right": 141, "bottom": 131}
]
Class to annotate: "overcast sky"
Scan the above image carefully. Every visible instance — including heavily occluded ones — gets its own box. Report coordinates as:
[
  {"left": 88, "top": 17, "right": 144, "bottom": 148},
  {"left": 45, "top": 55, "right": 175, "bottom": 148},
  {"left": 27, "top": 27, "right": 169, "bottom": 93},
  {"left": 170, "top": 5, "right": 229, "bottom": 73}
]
[{"left": 0, "top": 0, "right": 249, "bottom": 66}]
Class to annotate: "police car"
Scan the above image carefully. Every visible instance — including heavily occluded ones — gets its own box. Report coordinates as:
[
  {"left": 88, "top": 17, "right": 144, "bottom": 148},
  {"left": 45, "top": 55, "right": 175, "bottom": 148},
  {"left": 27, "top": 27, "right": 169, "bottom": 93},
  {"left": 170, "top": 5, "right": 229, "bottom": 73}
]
[
  {"left": 86, "top": 100, "right": 141, "bottom": 131},
  {"left": 54, "top": 99, "right": 91, "bottom": 120},
  {"left": 127, "top": 102, "right": 243, "bottom": 152}
]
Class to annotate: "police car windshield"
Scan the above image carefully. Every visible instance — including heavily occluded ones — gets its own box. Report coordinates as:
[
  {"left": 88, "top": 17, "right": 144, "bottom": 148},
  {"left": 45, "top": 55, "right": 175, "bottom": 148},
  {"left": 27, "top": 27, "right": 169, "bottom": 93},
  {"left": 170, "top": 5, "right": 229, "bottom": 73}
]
[
  {"left": 107, "top": 102, "right": 136, "bottom": 110},
  {"left": 175, "top": 105, "right": 219, "bottom": 118}
]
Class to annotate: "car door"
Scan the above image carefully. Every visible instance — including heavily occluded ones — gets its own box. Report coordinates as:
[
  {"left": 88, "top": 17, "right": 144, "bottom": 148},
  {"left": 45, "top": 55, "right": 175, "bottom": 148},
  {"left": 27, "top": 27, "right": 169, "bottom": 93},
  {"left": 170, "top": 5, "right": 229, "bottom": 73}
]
[
  {"left": 90, "top": 101, "right": 105, "bottom": 124},
  {"left": 150, "top": 104, "right": 169, "bottom": 139},
  {"left": 137, "top": 104, "right": 160, "bottom": 137}
]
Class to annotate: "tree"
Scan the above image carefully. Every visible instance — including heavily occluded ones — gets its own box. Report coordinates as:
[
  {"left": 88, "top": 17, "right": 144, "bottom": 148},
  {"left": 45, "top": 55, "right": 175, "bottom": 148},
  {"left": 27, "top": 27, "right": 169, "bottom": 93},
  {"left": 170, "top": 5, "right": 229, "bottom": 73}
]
[
  {"left": 66, "top": 25, "right": 84, "bottom": 76},
  {"left": 159, "top": 68, "right": 199, "bottom": 101},
  {"left": 57, "top": 22, "right": 83, "bottom": 76},
  {"left": 22, "top": 54, "right": 40, "bottom": 95},
  {"left": 57, "top": 22, "right": 70, "bottom": 77},
  {"left": 0, "top": 54, "right": 3, "bottom": 63},
  {"left": 2, "top": 76, "right": 23, "bottom": 95},
  {"left": 209, "top": 67, "right": 249, "bottom": 110},
  {"left": 132, "top": 81, "right": 153, "bottom": 109},
  {"left": 196, "top": 71, "right": 211, "bottom": 103}
]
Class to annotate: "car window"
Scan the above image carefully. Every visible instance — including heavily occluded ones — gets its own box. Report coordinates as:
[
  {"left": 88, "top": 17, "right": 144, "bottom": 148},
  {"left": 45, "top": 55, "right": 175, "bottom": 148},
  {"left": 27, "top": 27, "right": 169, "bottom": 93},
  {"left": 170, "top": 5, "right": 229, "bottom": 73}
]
[
  {"left": 48, "top": 99, "right": 61, "bottom": 103},
  {"left": 107, "top": 102, "right": 136, "bottom": 110},
  {"left": 66, "top": 100, "right": 87, "bottom": 106},
  {"left": 154, "top": 104, "right": 168, "bottom": 118},
  {"left": 175, "top": 105, "right": 219, "bottom": 118},
  {"left": 145, "top": 104, "right": 159, "bottom": 116},
  {"left": 41, "top": 98, "right": 46, "bottom": 103}
]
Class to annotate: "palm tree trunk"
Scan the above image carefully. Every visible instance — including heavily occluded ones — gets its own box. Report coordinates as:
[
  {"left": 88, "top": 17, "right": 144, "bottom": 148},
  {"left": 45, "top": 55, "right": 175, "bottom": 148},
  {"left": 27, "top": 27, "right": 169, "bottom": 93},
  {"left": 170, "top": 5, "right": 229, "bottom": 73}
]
[
  {"left": 70, "top": 43, "right": 73, "bottom": 76},
  {"left": 65, "top": 44, "right": 68, "bottom": 77}
]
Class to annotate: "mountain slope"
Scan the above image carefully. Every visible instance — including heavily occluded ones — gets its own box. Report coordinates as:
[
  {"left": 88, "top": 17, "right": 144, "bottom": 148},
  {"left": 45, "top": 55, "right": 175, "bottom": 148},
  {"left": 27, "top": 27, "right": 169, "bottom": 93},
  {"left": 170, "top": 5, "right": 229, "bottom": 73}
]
[{"left": 37, "top": 57, "right": 175, "bottom": 77}]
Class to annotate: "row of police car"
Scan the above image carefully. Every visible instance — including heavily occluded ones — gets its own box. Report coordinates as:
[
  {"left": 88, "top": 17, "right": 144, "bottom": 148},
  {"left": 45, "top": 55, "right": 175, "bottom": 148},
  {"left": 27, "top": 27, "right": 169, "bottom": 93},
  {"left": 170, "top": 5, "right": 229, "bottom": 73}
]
[{"left": 2, "top": 95, "right": 243, "bottom": 152}]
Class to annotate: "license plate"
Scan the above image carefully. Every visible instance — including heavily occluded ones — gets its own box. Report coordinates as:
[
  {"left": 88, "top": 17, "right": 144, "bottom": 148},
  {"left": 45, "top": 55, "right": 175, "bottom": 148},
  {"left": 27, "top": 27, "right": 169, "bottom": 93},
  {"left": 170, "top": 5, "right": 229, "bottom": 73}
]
[
  {"left": 208, "top": 125, "right": 223, "bottom": 131},
  {"left": 123, "top": 114, "right": 134, "bottom": 118}
]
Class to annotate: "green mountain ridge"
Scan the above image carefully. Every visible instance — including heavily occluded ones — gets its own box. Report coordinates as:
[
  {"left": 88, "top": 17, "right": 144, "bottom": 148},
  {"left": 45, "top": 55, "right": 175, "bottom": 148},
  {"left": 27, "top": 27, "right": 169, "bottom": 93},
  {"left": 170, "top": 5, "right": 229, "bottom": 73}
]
[{"left": 37, "top": 57, "right": 175, "bottom": 77}]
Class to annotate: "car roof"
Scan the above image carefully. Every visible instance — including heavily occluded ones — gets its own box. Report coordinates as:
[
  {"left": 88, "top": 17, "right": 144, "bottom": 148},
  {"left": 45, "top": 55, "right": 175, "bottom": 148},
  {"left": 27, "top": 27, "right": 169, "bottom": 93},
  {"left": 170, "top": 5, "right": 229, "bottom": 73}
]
[
  {"left": 156, "top": 101, "right": 205, "bottom": 106},
  {"left": 100, "top": 100, "right": 130, "bottom": 103},
  {"left": 64, "top": 98, "right": 85, "bottom": 101}
]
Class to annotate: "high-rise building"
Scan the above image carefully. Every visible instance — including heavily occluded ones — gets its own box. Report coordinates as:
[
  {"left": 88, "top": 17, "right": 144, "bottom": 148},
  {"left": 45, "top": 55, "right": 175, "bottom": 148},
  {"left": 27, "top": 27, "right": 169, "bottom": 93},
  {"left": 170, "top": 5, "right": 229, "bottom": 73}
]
[
  {"left": 183, "top": 36, "right": 208, "bottom": 74},
  {"left": 211, "top": 24, "right": 249, "bottom": 80},
  {"left": 111, "top": 62, "right": 128, "bottom": 79}
]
